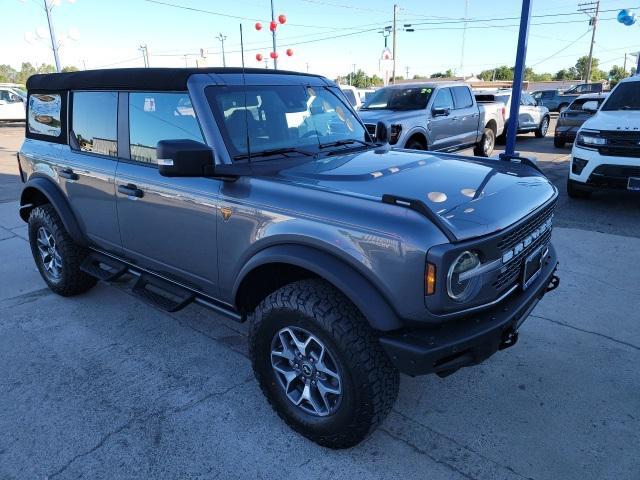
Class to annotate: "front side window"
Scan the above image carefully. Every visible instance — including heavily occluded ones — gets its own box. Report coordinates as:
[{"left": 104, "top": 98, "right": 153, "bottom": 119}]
[
  {"left": 361, "top": 86, "right": 433, "bottom": 111},
  {"left": 432, "top": 88, "right": 454, "bottom": 110},
  {"left": 28, "top": 93, "right": 62, "bottom": 137},
  {"left": 129, "top": 92, "right": 203, "bottom": 164},
  {"left": 207, "top": 85, "right": 367, "bottom": 160},
  {"left": 72, "top": 91, "right": 118, "bottom": 157},
  {"left": 601, "top": 82, "right": 640, "bottom": 111},
  {"left": 451, "top": 86, "right": 473, "bottom": 109}
]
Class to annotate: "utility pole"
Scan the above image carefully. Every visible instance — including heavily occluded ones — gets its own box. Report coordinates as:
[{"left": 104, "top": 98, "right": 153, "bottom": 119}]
[
  {"left": 305, "top": 62, "right": 309, "bottom": 73},
  {"left": 139, "top": 44, "right": 149, "bottom": 68},
  {"left": 579, "top": 1, "right": 599, "bottom": 82},
  {"left": 460, "top": 0, "right": 469, "bottom": 77},
  {"left": 623, "top": 53, "right": 627, "bottom": 73},
  {"left": 270, "top": 0, "right": 278, "bottom": 69},
  {"left": 405, "top": 66, "right": 409, "bottom": 80},
  {"left": 391, "top": 4, "right": 397, "bottom": 84},
  {"left": 216, "top": 33, "right": 227, "bottom": 67},
  {"left": 43, "top": 0, "right": 61, "bottom": 72}
]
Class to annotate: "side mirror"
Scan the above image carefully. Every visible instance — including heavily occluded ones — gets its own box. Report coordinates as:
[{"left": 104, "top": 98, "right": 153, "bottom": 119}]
[
  {"left": 9, "top": 94, "right": 20, "bottom": 103},
  {"left": 156, "top": 139, "right": 214, "bottom": 177},
  {"left": 582, "top": 101, "right": 598, "bottom": 112},
  {"left": 375, "top": 121, "right": 388, "bottom": 142},
  {"left": 432, "top": 107, "right": 450, "bottom": 117}
]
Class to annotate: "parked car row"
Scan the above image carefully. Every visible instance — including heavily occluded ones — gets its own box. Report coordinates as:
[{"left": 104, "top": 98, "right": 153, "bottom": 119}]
[
  {"left": 358, "top": 82, "right": 506, "bottom": 157},
  {"left": 0, "top": 85, "right": 26, "bottom": 121}
]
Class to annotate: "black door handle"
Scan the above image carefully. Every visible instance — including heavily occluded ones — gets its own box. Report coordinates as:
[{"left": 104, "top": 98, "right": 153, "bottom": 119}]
[
  {"left": 118, "top": 183, "right": 144, "bottom": 198},
  {"left": 59, "top": 168, "right": 79, "bottom": 180}
]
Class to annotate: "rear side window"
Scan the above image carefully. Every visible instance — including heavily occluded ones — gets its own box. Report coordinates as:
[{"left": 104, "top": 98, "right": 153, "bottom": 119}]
[
  {"left": 451, "top": 87, "right": 473, "bottom": 109},
  {"left": 72, "top": 92, "right": 118, "bottom": 157},
  {"left": 129, "top": 92, "right": 203, "bottom": 164},
  {"left": 28, "top": 93, "right": 64, "bottom": 139}
]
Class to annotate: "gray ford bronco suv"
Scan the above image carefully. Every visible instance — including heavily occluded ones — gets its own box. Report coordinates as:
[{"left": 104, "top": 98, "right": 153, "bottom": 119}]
[{"left": 18, "top": 68, "right": 559, "bottom": 449}]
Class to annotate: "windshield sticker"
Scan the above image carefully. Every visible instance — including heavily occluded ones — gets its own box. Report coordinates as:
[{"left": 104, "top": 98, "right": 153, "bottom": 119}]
[
  {"left": 422, "top": 88, "right": 432, "bottom": 94},
  {"left": 28, "top": 94, "right": 61, "bottom": 137}
]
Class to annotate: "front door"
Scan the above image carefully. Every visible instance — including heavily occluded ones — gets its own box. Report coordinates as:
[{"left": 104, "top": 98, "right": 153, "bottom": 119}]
[
  {"left": 115, "top": 91, "right": 221, "bottom": 296},
  {"left": 428, "top": 87, "right": 456, "bottom": 151}
]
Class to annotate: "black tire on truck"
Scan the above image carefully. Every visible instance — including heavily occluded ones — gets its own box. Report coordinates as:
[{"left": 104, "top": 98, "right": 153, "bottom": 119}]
[
  {"left": 248, "top": 279, "right": 399, "bottom": 449},
  {"left": 535, "top": 116, "right": 550, "bottom": 138},
  {"left": 567, "top": 179, "right": 591, "bottom": 199},
  {"left": 28, "top": 204, "right": 97, "bottom": 296},
  {"left": 474, "top": 127, "right": 496, "bottom": 157},
  {"left": 554, "top": 136, "right": 566, "bottom": 148}
]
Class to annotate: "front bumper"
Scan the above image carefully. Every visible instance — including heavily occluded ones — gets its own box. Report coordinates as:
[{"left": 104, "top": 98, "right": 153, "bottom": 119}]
[
  {"left": 379, "top": 244, "right": 559, "bottom": 376},
  {"left": 555, "top": 126, "right": 579, "bottom": 143}
]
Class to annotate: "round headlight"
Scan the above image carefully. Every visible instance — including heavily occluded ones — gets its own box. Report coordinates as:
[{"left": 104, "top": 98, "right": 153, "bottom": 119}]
[{"left": 447, "top": 251, "right": 482, "bottom": 302}]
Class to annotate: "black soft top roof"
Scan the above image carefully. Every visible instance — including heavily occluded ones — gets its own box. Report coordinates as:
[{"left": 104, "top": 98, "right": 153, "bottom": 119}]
[{"left": 26, "top": 67, "right": 324, "bottom": 91}]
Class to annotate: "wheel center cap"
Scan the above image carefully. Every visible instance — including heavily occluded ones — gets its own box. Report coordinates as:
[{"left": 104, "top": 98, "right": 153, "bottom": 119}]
[{"left": 301, "top": 362, "right": 313, "bottom": 377}]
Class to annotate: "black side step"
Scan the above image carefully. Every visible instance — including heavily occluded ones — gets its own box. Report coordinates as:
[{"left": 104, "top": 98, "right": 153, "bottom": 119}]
[
  {"left": 80, "top": 252, "right": 128, "bottom": 282},
  {"left": 132, "top": 274, "right": 195, "bottom": 312}
]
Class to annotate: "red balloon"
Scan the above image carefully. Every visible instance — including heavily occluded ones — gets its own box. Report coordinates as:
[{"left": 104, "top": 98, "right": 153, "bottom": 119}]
[
  {"left": 269, "top": 21, "right": 277, "bottom": 31},
  {"left": 278, "top": 14, "right": 287, "bottom": 24},
  {"left": 286, "top": 48, "right": 293, "bottom": 56},
  {"left": 270, "top": 51, "right": 278, "bottom": 59},
  {"left": 256, "top": 53, "right": 263, "bottom": 61},
  {"left": 255, "top": 22, "right": 262, "bottom": 30}
]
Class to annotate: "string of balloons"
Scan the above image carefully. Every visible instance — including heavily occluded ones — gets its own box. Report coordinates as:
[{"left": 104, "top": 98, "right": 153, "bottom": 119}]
[{"left": 254, "top": 14, "right": 293, "bottom": 62}]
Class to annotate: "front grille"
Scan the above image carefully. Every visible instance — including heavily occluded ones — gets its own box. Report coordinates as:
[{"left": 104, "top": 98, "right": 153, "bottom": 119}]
[
  {"left": 492, "top": 200, "right": 556, "bottom": 293},
  {"left": 588, "top": 164, "right": 640, "bottom": 188},
  {"left": 364, "top": 123, "right": 377, "bottom": 137},
  {"left": 598, "top": 131, "right": 640, "bottom": 158}
]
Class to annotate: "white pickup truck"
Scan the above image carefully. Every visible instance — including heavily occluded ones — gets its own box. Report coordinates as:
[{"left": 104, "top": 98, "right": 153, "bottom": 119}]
[
  {"left": 568, "top": 75, "right": 640, "bottom": 198},
  {"left": 0, "top": 86, "right": 26, "bottom": 121}
]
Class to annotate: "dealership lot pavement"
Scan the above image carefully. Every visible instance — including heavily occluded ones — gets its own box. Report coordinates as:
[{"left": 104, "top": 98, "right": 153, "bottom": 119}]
[{"left": 0, "top": 123, "right": 638, "bottom": 479}]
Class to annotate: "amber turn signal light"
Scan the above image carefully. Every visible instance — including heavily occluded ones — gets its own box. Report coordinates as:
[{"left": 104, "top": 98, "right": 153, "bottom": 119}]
[{"left": 425, "top": 263, "right": 436, "bottom": 295}]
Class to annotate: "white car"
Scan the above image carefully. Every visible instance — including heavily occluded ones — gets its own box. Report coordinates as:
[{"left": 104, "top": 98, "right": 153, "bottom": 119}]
[
  {"left": 339, "top": 85, "right": 362, "bottom": 110},
  {"left": 0, "top": 87, "right": 26, "bottom": 121},
  {"left": 568, "top": 76, "right": 640, "bottom": 198}
]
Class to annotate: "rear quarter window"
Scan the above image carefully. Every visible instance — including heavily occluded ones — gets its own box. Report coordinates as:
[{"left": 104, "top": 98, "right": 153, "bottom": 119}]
[{"left": 26, "top": 92, "right": 67, "bottom": 143}]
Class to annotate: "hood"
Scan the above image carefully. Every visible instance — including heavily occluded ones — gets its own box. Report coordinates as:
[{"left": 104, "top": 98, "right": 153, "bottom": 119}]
[
  {"left": 582, "top": 111, "right": 640, "bottom": 131},
  {"left": 278, "top": 149, "right": 556, "bottom": 242},
  {"left": 358, "top": 109, "right": 423, "bottom": 125}
]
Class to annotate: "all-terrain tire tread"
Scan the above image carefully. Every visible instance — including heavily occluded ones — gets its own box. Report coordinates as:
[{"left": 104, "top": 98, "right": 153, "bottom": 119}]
[{"left": 248, "top": 279, "right": 399, "bottom": 449}]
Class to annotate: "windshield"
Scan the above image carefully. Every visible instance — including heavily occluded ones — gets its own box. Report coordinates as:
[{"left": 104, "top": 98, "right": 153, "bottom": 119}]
[
  {"left": 602, "top": 82, "right": 640, "bottom": 111},
  {"left": 361, "top": 86, "right": 434, "bottom": 110},
  {"left": 206, "top": 85, "right": 369, "bottom": 160}
]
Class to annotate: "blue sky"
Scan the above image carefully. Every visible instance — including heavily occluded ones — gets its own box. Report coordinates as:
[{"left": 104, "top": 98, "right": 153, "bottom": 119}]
[{"left": 3, "top": 0, "right": 640, "bottom": 78}]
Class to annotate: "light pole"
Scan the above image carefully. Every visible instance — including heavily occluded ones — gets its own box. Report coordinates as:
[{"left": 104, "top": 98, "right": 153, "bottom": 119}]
[
  {"left": 43, "top": 0, "right": 61, "bottom": 71},
  {"left": 270, "top": 0, "right": 278, "bottom": 69},
  {"left": 139, "top": 44, "right": 149, "bottom": 68},
  {"left": 579, "top": 1, "right": 600, "bottom": 82},
  {"left": 216, "top": 33, "right": 227, "bottom": 67}
]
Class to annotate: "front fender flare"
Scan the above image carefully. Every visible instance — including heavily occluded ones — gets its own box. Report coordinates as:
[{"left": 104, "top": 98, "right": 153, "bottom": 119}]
[
  {"left": 233, "top": 244, "right": 404, "bottom": 332},
  {"left": 19, "top": 176, "right": 86, "bottom": 246}
]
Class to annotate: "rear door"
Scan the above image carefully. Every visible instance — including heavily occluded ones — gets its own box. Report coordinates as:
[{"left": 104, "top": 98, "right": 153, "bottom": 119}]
[
  {"left": 428, "top": 87, "right": 456, "bottom": 150},
  {"left": 518, "top": 93, "right": 537, "bottom": 130},
  {"left": 450, "top": 86, "right": 479, "bottom": 147},
  {"left": 64, "top": 91, "right": 122, "bottom": 253},
  {"left": 115, "top": 91, "right": 221, "bottom": 296}
]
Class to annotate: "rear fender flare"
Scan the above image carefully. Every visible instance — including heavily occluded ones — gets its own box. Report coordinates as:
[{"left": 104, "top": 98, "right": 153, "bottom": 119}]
[
  {"left": 233, "top": 244, "right": 404, "bottom": 332},
  {"left": 19, "top": 176, "right": 86, "bottom": 245}
]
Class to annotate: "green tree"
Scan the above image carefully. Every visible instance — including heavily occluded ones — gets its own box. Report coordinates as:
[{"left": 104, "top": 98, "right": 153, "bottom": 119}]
[
  {"left": 37, "top": 63, "right": 56, "bottom": 74},
  {"left": 0, "top": 64, "right": 18, "bottom": 83},
  {"left": 336, "top": 69, "right": 384, "bottom": 88},
  {"left": 15, "top": 62, "right": 36, "bottom": 84},
  {"left": 62, "top": 65, "right": 80, "bottom": 72},
  {"left": 478, "top": 65, "right": 514, "bottom": 81},
  {"left": 575, "top": 56, "right": 601, "bottom": 81},
  {"left": 608, "top": 65, "right": 629, "bottom": 86},
  {"left": 430, "top": 69, "right": 454, "bottom": 78}
]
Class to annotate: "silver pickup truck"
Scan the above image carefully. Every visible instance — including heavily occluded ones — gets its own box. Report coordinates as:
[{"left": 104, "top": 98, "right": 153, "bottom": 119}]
[{"left": 358, "top": 82, "right": 505, "bottom": 157}]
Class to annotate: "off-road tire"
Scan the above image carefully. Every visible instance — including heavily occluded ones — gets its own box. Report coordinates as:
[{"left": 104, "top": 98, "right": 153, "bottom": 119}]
[
  {"left": 28, "top": 204, "right": 97, "bottom": 296},
  {"left": 474, "top": 127, "right": 495, "bottom": 157},
  {"left": 405, "top": 138, "right": 427, "bottom": 150},
  {"left": 567, "top": 179, "right": 591, "bottom": 199},
  {"left": 248, "top": 279, "right": 399, "bottom": 449},
  {"left": 553, "top": 136, "right": 566, "bottom": 148},
  {"left": 535, "top": 116, "right": 549, "bottom": 138}
]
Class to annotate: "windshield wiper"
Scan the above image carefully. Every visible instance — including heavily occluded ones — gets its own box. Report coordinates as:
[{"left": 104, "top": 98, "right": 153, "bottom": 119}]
[
  {"left": 318, "top": 139, "right": 371, "bottom": 149},
  {"left": 233, "top": 147, "right": 314, "bottom": 161},
  {"left": 621, "top": 105, "right": 640, "bottom": 110}
]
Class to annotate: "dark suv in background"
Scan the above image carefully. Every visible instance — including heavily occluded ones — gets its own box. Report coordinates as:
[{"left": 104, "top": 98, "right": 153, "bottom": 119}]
[
  {"left": 18, "top": 68, "right": 559, "bottom": 448},
  {"left": 554, "top": 93, "right": 608, "bottom": 148}
]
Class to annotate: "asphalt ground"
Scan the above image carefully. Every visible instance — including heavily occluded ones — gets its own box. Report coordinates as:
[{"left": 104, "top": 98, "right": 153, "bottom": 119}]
[{"left": 0, "top": 120, "right": 638, "bottom": 480}]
